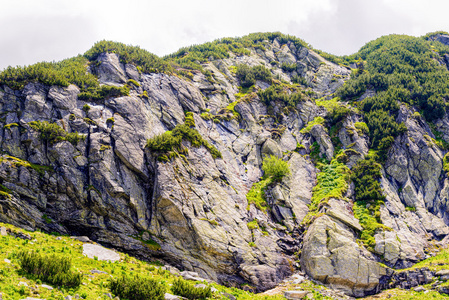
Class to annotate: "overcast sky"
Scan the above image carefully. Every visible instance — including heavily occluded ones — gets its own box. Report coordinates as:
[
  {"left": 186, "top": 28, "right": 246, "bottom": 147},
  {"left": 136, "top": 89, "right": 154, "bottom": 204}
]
[{"left": 1, "top": 0, "right": 448, "bottom": 70}]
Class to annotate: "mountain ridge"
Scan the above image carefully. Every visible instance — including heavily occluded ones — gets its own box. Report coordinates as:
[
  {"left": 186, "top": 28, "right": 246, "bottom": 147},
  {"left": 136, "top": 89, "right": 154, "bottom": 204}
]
[{"left": 0, "top": 31, "right": 449, "bottom": 298}]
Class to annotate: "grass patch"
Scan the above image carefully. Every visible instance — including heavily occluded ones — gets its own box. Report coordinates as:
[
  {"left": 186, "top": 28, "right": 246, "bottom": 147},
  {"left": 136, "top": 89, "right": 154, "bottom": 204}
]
[
  {"left": 0, "top": 155, "right": 53, "bottom": 176},
  {"left": 300, "top": 116, "right": 325, "bottom": 134},
  {"left": 302, "top": 159, "right": 350, "bottom": 225},
  {"left": 246, "top": 178, "right": 271, "bottom": 212}
]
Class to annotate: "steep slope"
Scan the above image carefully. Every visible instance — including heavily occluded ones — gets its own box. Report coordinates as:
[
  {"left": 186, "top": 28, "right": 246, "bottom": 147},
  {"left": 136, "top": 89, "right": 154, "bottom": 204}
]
[{"left": 1, "top": 31, "right": 449, "bottom": 297}]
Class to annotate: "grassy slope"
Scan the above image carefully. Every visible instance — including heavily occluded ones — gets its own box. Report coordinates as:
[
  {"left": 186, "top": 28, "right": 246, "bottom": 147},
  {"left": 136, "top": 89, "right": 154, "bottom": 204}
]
[{"left": 0, "top": 222, "right": 292, "bottom": 300}]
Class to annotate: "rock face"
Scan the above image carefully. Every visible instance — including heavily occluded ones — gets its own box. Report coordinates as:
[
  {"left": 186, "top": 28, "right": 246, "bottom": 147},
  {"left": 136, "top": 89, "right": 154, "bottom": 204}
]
[
  {"left": 301, "top": 200, "right": 391, "bottom": 297},
  {"left": 0, "top": 36, "right": 449, "bottom": 296}
]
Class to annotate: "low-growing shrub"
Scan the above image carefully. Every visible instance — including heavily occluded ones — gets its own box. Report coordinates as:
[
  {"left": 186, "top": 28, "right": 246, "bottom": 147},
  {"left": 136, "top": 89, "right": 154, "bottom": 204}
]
[
  {"left": 146, "top": 124, "right": 222, "bottom": 160},
  {"left": 29, "top": 121, "right": 84, "bottom": 146},
  {"left": 109, "top": 274, "right": 166, "bottom": 300},
  {"left": 171, "top": 277, "right": 212, "bottom": 300},
  {"left": 262, "top": 155, "right": 290, "bottom": 182},
  {"left": 17, "top": 251, "right": 82, "bottom": 288}
]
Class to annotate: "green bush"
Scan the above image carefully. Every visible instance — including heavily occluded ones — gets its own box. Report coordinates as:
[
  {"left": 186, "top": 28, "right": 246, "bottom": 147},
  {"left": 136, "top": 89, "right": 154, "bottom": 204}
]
[
  {"left": 171, "top": 277, "right": 212, "bottom": 300},
  {"left": 351, "top": 156, "right": 387, "bottom": 250},
  {"left": 236, "top": 64, "right": 270, "bottom": 88},
  {"left": 281, "top": 62, "right": 297, "bottom": 72},
  {"left": 29, "top": 121, "right": 84, "bottom": 146},
  {"left": 78, "top": 85, "right": 129, "bottom": 101},
  {"left": 262, "top": 155, "right": 290, "bottom": 182},
  {"left": 0, "top": 56, "right": 98, "bottom": 91},
  {"left": 17, "top": 251, "right": 82, "bottom": 288},
  {"left": 109, "top": 275, "right": 166, "bottom": 300},
  {"left": 84, "top": 40, "right": 173, "bottom": 74},
  {"left": 257, "top": 83, "right": 303, "bottom": 107},
  {"left": 146, "top": 124, "right": 222, "bottom": 160}
]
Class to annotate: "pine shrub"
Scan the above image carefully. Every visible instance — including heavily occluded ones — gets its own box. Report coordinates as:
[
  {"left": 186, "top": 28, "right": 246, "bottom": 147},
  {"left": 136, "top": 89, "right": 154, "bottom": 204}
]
[
  {"left": 17, "top": 251, "right": 82, "bottom": 288},
  {"left": 109, "top": 275, "right": 166, "bottom": 300},
  {"left": 171, "top": 277, "right": 212, "bottom": 300}
]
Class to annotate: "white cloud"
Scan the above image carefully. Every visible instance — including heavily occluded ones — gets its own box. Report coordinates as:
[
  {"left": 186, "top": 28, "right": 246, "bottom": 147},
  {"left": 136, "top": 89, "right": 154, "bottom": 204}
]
[{"left": 0, "top": 0, "right": 447, "bottom": 69}]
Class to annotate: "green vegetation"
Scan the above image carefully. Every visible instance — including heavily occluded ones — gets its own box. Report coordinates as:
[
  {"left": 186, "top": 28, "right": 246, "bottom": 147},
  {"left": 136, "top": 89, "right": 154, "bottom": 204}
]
[
  {"left": 303, "top": 159, "right": 350, "bottom": 225},
  {"left": 351, "top": 155, "right": 388, "bottom": 250},
  {"left": 236, "top": 64, "right": 272, "bottom": 87},
  {"left": 246, "top": 177, "right": 271, "bottom": 212},
  {"left": 281, "top": 62, "right": 297, "bottom": 72},
  {"left": 262, "top": 155, "right": 290, "bottom": 182},
  {"left": 78, "top": 85, "right": 130, "bottom": 101},
  {"left": 109, "top": 274, "right": 166, "bottom": 300},
  {"left": 354, "top": 122, "right": 369, "bottom": 135},
  {"left": 84, "top": 40, "right": 173, "bottom": 74},
  {"left": 29, "top": 121, "right": 85, "bottom": 146},
  {"left": 17, "top": 250, "right": 82, "bottom": 288},
  {"left": 0, "top": 56, "right": 98, "bottom": 91},
  {"left": 3, "top": 123, "right": 18, "bottom": 130},
  {"left": 246, "top": 156, "right": 289, "bottom": 212},
  {"left": 0, "top": 222, "right": 286, "bottom": 300},
  {"left": 185, "top": 111, "right": 196, "bottom": 127},
  {"left": 443, "top": 153, "right": 449, "bottom": 176},
  {"left": 164, "top": 32, "right": 308, "bottom": 72},
  {"left": 172, "top": 277, "right": 212, "bottom": 300},
  {"left": 146, "top": 124, "right": 222, "bottom": 161},
  {"left": 257, "top": 83, "right": 303, "bottom": 107},
  {"left": 0, "top": 155, "right": 53, "bottom": 176},
  {"left": 300, "top": 117, "right": 325, "bottom": 134},
  {"left": 337, "top": 34, "right": 449, "bottom": 155},
  {"left": 247, "top": 219, "right": 259, "bottom": 230}
]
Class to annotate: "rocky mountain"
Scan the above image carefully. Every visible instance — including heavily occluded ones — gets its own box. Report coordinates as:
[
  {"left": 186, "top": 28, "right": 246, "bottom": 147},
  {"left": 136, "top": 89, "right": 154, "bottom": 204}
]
[{"left": 1, "top": 31, "right": 449, "bottom": 297}]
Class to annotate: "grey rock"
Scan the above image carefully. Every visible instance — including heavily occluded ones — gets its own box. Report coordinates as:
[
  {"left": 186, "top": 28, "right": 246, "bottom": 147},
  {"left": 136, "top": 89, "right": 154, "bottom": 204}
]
[
  {"left": 83, "top": 244, "right": 120, "bottom": 262},
  {"left": 41, "top": 284, "right": 53, "bottom": 290},
  {"left": 72, "top": 236, "right": 91, "bottom": 243},
  {"left": 284, "top": 290, "right": 308, "bottom": 299},
  {"left": 0, "top": 227, "right": 6, "bottom": 236}
]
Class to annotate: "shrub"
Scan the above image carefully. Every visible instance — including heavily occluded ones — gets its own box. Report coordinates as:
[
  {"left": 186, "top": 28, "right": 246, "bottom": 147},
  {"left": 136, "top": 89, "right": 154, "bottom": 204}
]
[
  {"left": 171, "top": 277, "right": 212, "bottom": 300},
  {"left": 146, "top": 124, "right": 222, "bottom": 160},
  {"left": 351, "top": 156, "right": 387, "bottom": 250},
  {"left": 84, "top": 40, "right": 173, "bottom": 74},
  {"left": 236, "top": 64, "right": 272, "bottom": 87},
  {"left": 262, "top": 155, "right": 290, "bottom": 182},
  {"left": 17, "top": 251, "right": 82, "bottom": 288},
  {"left": 281, "top": 62, "right": 297, "bottom": 72},
  {"left": 29, "top": 121, "right": 84, "bottom": 146},
  {"left": 0, "top": 56, "right": 98, "bottom": 91},
  {"left": 109, "top": 275, "right": 166, "bottom": 300}
]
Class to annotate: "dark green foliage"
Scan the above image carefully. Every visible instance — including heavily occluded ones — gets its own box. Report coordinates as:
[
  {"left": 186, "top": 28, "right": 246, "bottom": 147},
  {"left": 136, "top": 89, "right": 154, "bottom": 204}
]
[
  {"left": 262, "top": 155, "right": 290, "bottom": 182},
  {"left": 281, "top": 62, "right": 297, "bottom": 72},
  {"left": 146, "top": 124, "right": 222, "bottom": 160},
  {"left": 236, "top": 64, "right": 272, "bottom": 87},
  {"left": 351, "top": 156, "right": 386, "bottom": 249},
  {"left": 257, "top": 84, "right": 303, "bottom": 107},
  {"left": 165, "top": 32, "right": 308, "bottom": 73},
  {"left": 29, "top": 121, "right": 84, "bottom": 146},
  {"left": 78, "top": 85, "right": 129, "bottom": 101},
  {"left": 84, "top": 40, "right": 173, "bottom": 74},
  {"left": 0, "top": 56, "right": 99, "bottom": 91},
  {"left": 171, "top": 277, "right": 212, "bottom": 300},
  {"left": 17, "top": 251, "right": 82, "bottom": 288},
  {"left": 337, "top": 34, "right": 449, "bottom": 154},
  {"left": 109, "top": 275, "right": 166, "bottom": 300}
]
